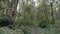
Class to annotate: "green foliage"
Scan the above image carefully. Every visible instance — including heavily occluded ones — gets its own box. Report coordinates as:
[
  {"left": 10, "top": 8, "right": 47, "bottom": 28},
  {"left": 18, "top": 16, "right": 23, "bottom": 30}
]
[
  {"left": 0, "top": 0, "right": 60, "bottom": 34},
  {"left": 23, "top": 5, "right": 34, "bottom": 13},
  {"left": 0, "top": 28, "right": 3, "bottom": 34},
  {"left": 0, "top": 27, "right": 24, "bottom": 34},
  {"left": 0, "top": 26, "right": 60, "bottom": 34},
  {"left": 22, "top": 17, "right": 34, "bottom": 27}
]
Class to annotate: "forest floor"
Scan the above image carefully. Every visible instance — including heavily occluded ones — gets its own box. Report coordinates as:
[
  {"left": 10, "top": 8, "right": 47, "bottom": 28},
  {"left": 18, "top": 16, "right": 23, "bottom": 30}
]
[{"left": 0, "top": 25, "right": 60, "bottom": 34}]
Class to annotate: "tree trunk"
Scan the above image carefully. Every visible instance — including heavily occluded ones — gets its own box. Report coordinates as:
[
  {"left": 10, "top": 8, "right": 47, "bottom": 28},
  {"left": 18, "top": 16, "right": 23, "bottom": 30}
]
[
  {"left": 11, "top": 0, "right": 19, "bottom": 29},
  {"left": 50, "top": 3, "right": 55, "bottom": 24}
]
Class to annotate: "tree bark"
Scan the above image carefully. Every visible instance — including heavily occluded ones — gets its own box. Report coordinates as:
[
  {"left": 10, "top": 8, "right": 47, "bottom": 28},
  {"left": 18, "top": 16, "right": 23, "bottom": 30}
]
[
  {"left": 50, "top": 3, "right": 55, "bottom": 24},
  {"left": 11, "top": 0, "right": 19, "bottom": 29}
]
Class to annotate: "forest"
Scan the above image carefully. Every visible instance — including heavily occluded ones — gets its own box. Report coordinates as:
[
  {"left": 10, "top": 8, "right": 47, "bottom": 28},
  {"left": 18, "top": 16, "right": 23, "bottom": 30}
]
[{"left": 0, "top": 0, "right": 60, "bottom": 34}]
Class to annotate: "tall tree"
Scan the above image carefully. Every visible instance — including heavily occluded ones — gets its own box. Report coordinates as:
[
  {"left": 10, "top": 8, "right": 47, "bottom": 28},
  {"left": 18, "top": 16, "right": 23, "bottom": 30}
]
[
  {"left": 10, "top": 0, "right": 19, "bottom": 29},
  {"left": 50, "top": 0, "right": 55, "bottom": 24}
]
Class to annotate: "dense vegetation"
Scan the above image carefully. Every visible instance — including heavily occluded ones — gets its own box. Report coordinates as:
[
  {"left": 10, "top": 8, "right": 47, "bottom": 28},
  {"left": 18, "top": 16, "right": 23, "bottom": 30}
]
[{"left": 0, "top": 0, "right": 60, "bottom": 34}]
